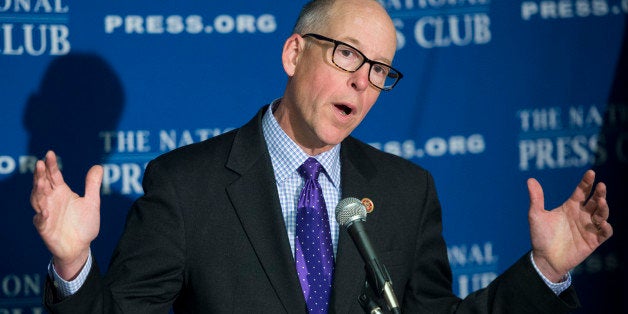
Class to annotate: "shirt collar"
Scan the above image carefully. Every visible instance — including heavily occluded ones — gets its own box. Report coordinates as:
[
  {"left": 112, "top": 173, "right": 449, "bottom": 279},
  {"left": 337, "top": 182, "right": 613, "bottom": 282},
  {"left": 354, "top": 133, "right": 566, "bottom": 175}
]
[{"left": 262, "top": 99, "right": 341, "bottom": 187}]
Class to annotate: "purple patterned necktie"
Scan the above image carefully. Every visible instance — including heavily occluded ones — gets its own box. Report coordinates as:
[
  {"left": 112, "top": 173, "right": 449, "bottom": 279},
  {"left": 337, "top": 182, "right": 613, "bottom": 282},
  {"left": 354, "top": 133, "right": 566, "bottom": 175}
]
[{"left": 295, "top": 157, "right": 334, "bottom": 314}]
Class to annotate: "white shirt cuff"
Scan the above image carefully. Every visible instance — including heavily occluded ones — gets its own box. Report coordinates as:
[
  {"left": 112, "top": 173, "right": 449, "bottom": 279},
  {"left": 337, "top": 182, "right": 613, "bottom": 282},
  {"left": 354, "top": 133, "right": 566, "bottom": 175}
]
[
  {"left": 47, "top": 249, "right": 92, "bottom": 298},
  {"left": 529, "top": 251, "right": 572, "bottom": 295}
]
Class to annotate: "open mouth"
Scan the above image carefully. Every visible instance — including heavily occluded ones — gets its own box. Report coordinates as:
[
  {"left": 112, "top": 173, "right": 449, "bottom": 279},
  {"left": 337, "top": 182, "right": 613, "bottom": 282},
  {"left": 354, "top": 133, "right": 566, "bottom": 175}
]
[{"left": 335, "top": 104, "right": 353, "bottom": 115}]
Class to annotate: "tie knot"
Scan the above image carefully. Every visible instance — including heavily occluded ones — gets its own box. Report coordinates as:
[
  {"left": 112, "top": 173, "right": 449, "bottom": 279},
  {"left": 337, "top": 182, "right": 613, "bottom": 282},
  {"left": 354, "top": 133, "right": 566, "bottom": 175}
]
[{"left": 298, "top": 157, "right": 323, "bottom": 181}]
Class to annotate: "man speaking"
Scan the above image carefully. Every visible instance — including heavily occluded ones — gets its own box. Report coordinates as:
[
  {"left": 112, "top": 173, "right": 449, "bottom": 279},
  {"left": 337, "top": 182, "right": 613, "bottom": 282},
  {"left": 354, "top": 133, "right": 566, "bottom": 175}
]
[{"left": 31, "top": 0, "right": 612, "bottom": 312}]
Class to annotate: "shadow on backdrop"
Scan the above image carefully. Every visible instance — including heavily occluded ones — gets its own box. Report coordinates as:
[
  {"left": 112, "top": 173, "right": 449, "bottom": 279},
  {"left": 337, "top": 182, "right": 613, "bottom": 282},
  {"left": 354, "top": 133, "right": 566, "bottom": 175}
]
[
  {"left": 574, "top": 19, "right": 628, "bottom": 314},
  {"left": 0, "top": 53, "right": 133, "bottom": 310}
]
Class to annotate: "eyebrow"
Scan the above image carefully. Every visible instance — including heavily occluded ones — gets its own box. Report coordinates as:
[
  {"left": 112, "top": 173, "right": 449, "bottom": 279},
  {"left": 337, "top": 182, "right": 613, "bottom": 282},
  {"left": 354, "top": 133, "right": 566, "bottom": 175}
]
[{"left": 342, "top": 36, "right": 392, "bottom": 65}]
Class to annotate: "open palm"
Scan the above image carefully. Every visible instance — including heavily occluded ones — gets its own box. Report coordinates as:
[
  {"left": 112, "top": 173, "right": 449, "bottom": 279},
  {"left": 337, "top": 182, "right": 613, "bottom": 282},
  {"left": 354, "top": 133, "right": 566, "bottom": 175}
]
[
  {"left": 31, "top": 151, "right": 102, "bottom": 279},
  {"left": 528, "top": 170, "right": 612, "bottom": 282}
]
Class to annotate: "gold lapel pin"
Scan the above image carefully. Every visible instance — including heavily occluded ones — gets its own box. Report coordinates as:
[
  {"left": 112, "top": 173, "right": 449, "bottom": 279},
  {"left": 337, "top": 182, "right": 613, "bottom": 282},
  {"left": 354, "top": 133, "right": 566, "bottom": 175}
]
[{"left": 361, "top": 198, "right": 374, "bottom": 213}]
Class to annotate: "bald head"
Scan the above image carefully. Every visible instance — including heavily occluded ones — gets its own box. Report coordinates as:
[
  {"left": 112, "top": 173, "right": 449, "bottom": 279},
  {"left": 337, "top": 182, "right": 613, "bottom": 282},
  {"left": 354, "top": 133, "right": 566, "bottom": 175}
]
[{"left": 293, "top": 0, "right": 396, "bottom": 49}]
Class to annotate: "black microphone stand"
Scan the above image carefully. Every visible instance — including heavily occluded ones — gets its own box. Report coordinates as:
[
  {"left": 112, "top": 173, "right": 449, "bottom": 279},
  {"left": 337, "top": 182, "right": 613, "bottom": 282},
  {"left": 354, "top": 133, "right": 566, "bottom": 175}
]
[
  {"left": 358, "top": 279, "right": 401, "bottom": 314},
  {"left": 359, "top": 281, "right": 383, "bottom": 314}
]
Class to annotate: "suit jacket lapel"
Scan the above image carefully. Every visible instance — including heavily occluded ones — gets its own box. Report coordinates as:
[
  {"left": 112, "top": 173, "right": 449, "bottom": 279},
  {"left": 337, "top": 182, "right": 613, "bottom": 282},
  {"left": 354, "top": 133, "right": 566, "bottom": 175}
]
[
  {"left": 330, "top": 138, "right": 379, "bottom": 314},
  {"left": 225, "top": 107, "right": 305, "bottom": 313}
]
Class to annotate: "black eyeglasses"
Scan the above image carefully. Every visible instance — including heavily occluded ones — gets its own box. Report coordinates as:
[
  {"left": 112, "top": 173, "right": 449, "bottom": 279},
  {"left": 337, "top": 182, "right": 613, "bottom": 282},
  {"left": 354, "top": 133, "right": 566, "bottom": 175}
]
[{"left": 301, "top": 33, "right": 403, "bottom": 91}]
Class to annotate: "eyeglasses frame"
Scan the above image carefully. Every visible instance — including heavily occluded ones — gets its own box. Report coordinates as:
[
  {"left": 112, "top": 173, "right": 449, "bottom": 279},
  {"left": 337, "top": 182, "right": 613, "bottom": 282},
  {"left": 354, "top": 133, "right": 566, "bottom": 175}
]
[{"left": 301, "top": 33, "right": 403, "bottom": 91}]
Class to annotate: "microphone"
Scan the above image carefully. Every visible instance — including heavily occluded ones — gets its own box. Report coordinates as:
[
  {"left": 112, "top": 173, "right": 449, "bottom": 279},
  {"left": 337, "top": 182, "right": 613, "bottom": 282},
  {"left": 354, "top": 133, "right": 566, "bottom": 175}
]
[{"left": 335, "top": 197, "right": 400, "bottom": 314}]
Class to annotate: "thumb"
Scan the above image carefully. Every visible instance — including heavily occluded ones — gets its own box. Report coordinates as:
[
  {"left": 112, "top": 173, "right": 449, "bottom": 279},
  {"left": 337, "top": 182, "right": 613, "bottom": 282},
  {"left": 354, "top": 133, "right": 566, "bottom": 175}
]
[
  {"left": 527, "top": 178, "right": 545, "bottom": 215},
  {"left": 84, "top": 165, "right": 103, "bottom": 201}
]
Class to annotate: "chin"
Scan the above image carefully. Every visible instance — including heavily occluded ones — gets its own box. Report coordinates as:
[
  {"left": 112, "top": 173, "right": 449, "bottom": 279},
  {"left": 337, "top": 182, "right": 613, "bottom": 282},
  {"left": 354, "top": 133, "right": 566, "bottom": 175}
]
[{"left": 319, "top": 131, "right": 351, "bottom": 147}]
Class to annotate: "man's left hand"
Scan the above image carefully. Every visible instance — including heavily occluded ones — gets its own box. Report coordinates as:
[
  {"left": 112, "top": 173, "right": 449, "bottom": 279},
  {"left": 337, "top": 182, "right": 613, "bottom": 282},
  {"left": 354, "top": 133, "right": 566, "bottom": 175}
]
[{"left": 528, "top": 170, "right": 613, "bottom": 283}]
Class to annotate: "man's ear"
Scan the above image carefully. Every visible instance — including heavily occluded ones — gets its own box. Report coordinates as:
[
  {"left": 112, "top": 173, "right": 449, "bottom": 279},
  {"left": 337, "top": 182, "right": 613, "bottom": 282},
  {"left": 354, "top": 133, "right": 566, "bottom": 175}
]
[{"left": 282, "top": 33, "right": 304, "bottom": 77}]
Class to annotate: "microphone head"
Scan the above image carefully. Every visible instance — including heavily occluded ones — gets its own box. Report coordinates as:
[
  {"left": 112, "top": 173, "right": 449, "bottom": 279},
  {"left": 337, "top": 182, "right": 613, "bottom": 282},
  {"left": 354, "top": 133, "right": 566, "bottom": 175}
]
[{"left": 335, "top": 197, "right": 367, "bottom": 228}]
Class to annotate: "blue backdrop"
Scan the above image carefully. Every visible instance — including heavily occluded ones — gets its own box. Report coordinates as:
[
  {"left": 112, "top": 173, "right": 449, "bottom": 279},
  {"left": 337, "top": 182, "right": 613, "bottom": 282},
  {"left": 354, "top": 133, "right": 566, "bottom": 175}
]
[{"left": 1, "top": 0, "right": 626, "bottom": 313}]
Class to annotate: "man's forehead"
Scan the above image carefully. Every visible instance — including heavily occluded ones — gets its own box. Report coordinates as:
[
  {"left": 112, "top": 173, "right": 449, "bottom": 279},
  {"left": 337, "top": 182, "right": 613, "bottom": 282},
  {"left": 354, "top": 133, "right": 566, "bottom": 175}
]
[
  {"left": 322, "top": 2, "right": 396, "bottom": 60},
  {"left": 336, "top": 35, "right": 394, "bottom": 65}
]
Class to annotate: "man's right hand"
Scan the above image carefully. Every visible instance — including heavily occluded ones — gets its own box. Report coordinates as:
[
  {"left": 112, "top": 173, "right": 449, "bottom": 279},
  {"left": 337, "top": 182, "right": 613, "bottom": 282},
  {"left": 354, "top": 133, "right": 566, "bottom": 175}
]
[{"left": 31, "top": 150, "right": 102, "bottom": 281}]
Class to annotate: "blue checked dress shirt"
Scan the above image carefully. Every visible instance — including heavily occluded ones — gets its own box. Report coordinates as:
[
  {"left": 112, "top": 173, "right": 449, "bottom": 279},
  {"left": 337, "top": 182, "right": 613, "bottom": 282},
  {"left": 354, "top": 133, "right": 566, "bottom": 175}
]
[{"left": 262, "top": 99, "right": 342, "bottom": 257}]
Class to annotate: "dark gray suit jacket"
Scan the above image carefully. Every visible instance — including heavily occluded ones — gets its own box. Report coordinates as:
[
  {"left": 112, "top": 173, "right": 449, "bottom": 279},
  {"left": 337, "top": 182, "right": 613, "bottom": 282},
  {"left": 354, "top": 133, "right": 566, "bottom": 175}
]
[{"left": 44, "top": 106, "right": 580, "bottom": 313}]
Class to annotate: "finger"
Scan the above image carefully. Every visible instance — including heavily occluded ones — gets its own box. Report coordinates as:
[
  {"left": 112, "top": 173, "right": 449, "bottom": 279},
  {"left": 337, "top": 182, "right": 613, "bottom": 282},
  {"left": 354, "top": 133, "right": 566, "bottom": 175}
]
[
  {"left": 585, "top": 181, "right": 607, "bottom": 211},
  {"left": 570, "top": 170, "right": 595, "bottom": 204},
  {"left": 33, "top": 211, "right": 46, "bottom": 230},
  {"left": 31, "top": 160, "right": 50, "bottom": 213},
  {"left": 84, "top": 165, "right": 103, "bottom": 202},
  {"left": 44, "top": 150, "right": 65, "bottom": 187},
  {"left": 33, "top": 158, "right": 46, "bottom": 187},
  {"left": 32, "top": 159, "right": 48, "bottom": 191},
  {"left": 589, "top": 183, "right": 609, "bottom": 224},
  {"left": 593, "top": 180, "right": 607, "bottom": 199},
  {"left": 527, "top": 178, "right": 545, "bottom": 215},
  {"left": 596, "top": 221, "right": 613, "bottom": 241}
]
